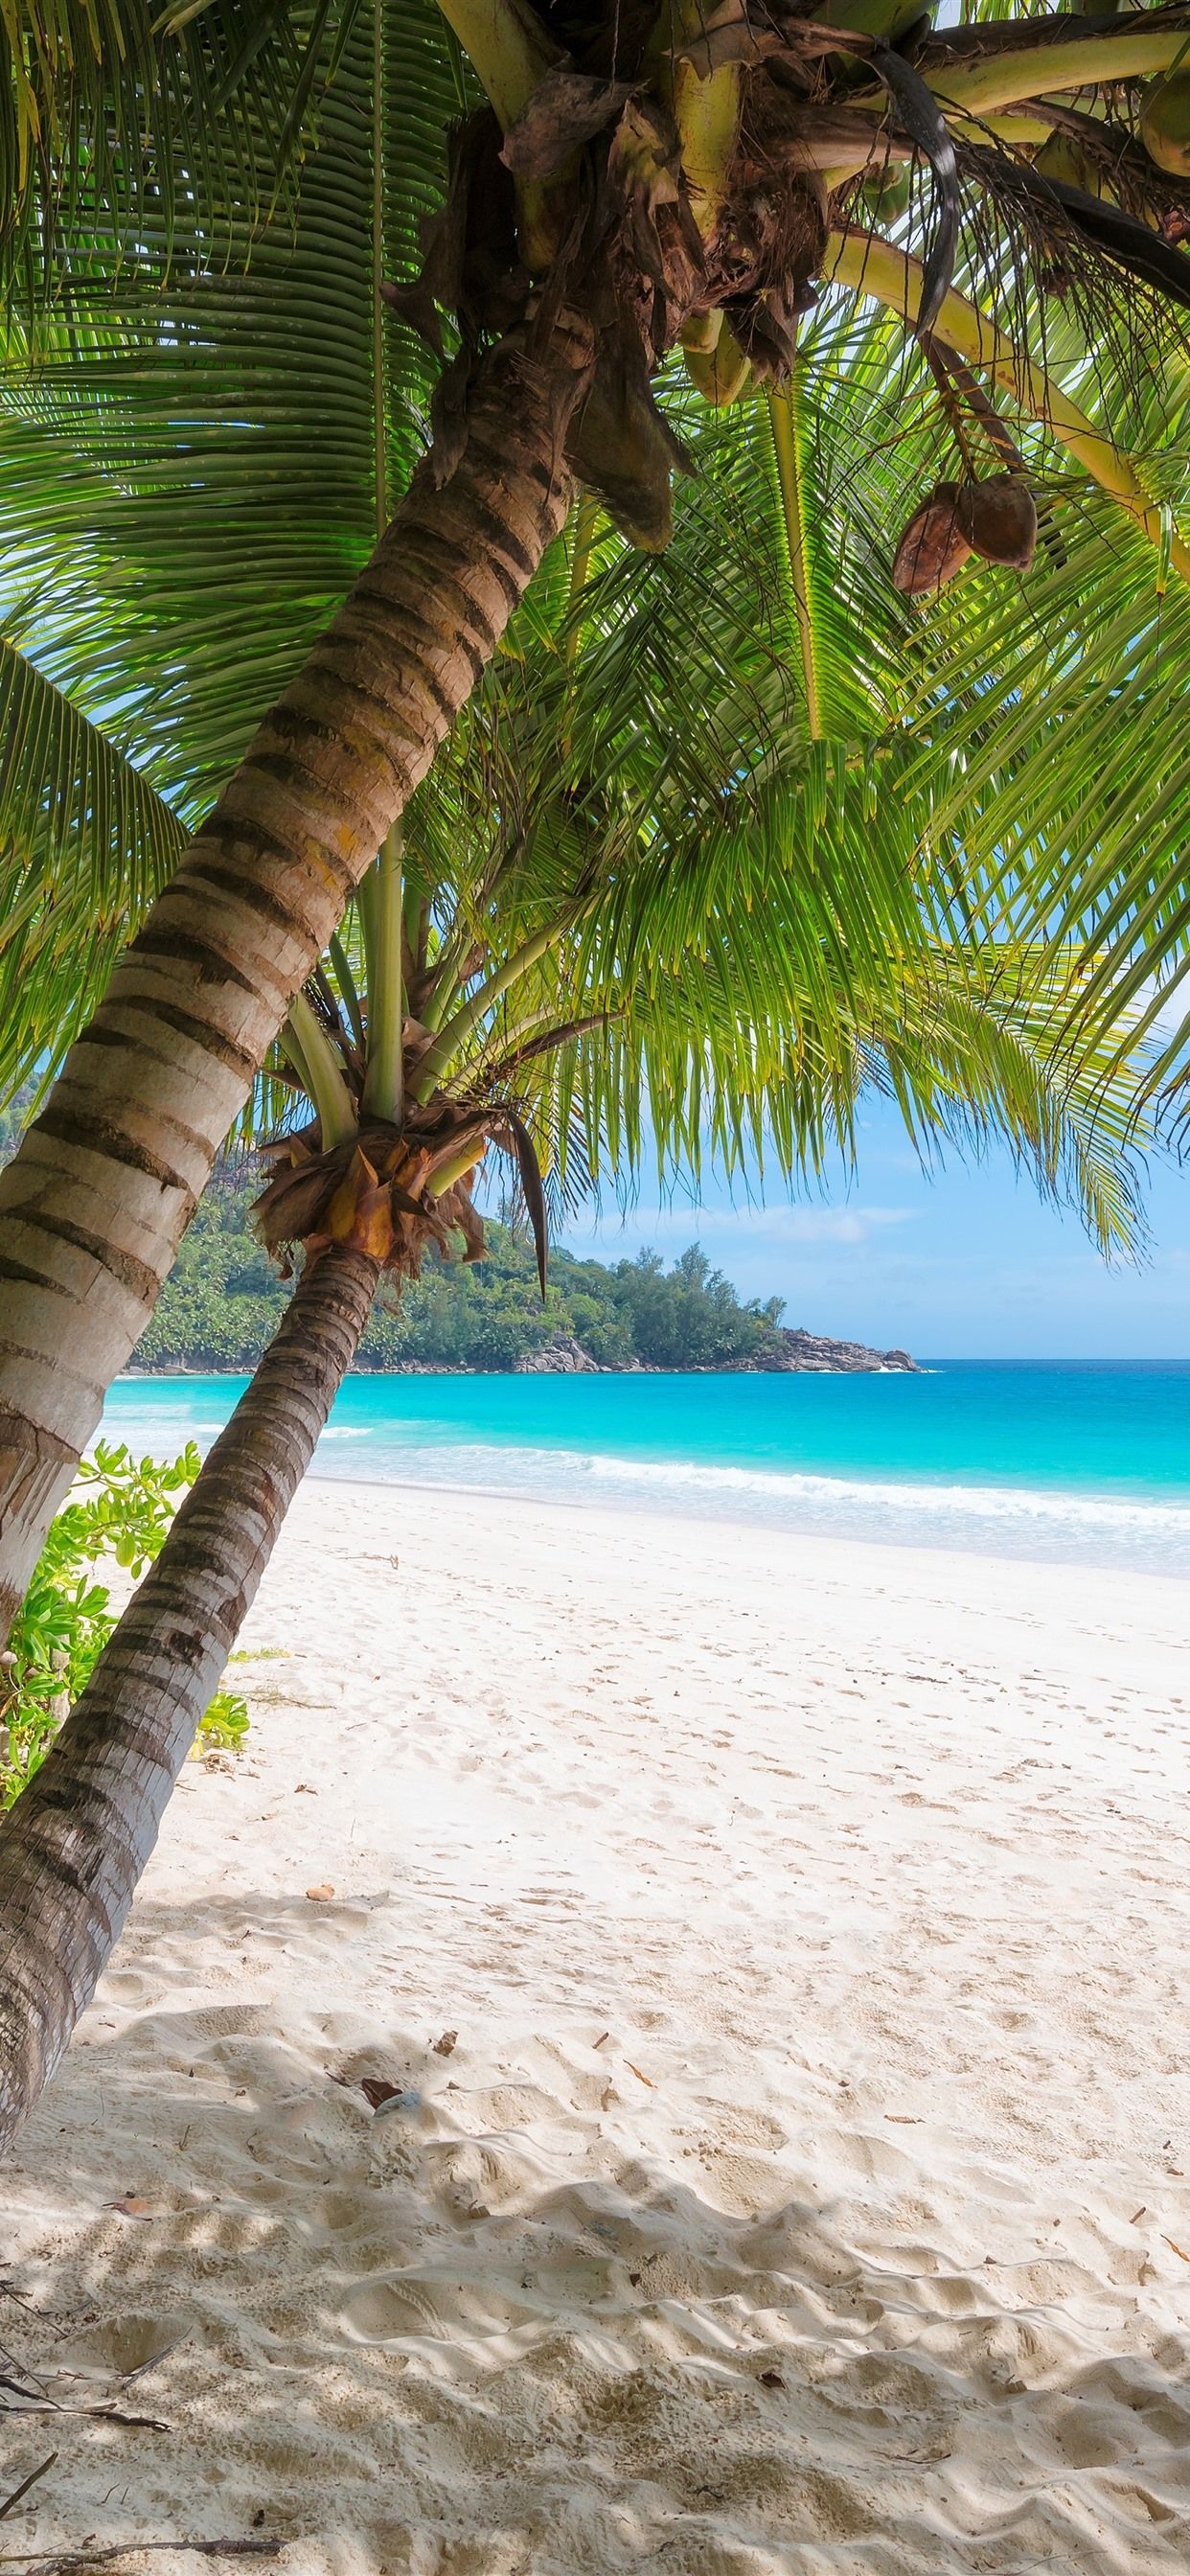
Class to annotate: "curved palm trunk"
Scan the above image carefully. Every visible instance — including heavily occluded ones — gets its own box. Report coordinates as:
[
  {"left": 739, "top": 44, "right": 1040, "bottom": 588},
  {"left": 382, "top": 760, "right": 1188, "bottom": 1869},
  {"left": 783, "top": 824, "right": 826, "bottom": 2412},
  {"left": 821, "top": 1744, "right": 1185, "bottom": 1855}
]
[
  {"left": 0, "top": 321, "right": 586, "bottom": 1638},
  {"left": 0, "top": 1241, "right": 378, "bottom": 2156}
]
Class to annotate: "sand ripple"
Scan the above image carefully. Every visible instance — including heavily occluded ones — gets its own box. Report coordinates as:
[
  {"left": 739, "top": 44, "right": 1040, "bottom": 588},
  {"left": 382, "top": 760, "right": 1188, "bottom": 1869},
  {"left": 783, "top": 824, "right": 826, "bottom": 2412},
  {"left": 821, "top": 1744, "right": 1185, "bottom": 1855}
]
[{"left": 4, "top": 1484, "right": 1189, "bottom": 2573}]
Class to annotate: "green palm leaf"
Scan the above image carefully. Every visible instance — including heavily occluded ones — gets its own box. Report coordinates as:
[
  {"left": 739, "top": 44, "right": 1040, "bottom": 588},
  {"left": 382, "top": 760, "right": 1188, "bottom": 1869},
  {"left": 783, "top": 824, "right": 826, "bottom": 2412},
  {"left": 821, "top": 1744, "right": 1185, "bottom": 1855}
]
[
  {"left": 0, "top": 1, "right": 352, "bottom": 296},
  {"left": 0, "top": 1, "right": 458, "bottom": 808},
  {"left": 0, "top": 0, "right": 1183, "bottom": 1209},
  {"left": 0, "top": 635, "right": 184, "bottom": 1097}
]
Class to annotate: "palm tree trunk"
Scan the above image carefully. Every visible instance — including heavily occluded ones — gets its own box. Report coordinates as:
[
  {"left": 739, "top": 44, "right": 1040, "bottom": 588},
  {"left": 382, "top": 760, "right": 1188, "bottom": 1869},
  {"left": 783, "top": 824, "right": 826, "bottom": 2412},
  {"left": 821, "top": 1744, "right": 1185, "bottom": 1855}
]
[
  {"left": 0, "top": 1241, "right": 378, "bottom": 2157},
  {"left": 0, "top": 319, "right": 587, "bottom": 1640}
]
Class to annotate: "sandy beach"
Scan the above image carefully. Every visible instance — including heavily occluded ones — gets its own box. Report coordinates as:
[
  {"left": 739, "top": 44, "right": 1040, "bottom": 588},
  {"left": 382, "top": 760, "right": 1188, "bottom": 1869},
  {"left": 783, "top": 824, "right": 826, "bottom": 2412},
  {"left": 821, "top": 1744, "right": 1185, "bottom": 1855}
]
[{"left": 4, "top": 1480, "right": 1190, "bottom": 2574}]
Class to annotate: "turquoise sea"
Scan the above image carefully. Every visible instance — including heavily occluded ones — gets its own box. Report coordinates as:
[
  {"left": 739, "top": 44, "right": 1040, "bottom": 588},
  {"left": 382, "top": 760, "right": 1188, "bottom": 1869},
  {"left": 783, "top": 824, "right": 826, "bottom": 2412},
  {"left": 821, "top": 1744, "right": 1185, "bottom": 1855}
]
[{"left": 102, "top": 1363, "right": 1190, "bottom": 1576}]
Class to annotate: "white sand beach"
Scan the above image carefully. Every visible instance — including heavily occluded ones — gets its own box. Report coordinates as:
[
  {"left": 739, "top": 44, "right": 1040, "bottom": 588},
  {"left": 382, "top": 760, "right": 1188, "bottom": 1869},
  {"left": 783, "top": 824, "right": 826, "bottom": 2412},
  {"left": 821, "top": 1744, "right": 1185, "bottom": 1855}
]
[{"left": 4, "top": 1482, "right": 1190, "bottom": 2575}]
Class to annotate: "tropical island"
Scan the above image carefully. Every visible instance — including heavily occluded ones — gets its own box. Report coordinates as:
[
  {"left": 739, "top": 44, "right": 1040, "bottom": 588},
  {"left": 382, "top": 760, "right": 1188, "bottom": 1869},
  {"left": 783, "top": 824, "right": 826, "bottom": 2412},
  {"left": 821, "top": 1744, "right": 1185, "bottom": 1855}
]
[
  {"left": 128, "top": 1166, "right": 917, "bottom": 1376},
  {"left": 2, "top": 3, "right": 1190, "bottom": 2570}
]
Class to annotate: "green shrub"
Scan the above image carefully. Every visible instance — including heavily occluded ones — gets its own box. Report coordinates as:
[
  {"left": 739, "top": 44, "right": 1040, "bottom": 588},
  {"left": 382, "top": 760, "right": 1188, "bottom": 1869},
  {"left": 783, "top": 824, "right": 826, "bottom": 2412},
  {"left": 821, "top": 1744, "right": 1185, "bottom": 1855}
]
[
  {"left": 0, "top": 1441, "right": 250, "bottom": 1806},
  {"left": 195, "top": 1689, "right": 250, "bottom": 1753}
]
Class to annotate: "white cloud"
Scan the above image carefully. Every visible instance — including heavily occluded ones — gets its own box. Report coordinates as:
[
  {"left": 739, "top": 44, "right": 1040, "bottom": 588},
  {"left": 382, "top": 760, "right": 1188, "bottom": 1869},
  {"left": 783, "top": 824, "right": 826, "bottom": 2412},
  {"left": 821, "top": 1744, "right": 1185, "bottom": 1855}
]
[
  {"left": 687, "top": 1203, "right": 915, "bottom": 1248},
  {"left": 562, "top": 1201, "right": 916, "bottom": 1254}
]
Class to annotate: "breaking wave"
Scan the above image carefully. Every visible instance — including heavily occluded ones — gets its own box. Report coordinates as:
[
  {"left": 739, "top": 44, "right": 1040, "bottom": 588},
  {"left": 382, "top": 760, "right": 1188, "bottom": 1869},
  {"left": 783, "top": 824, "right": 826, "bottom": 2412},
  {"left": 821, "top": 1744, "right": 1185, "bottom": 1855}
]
[
  {"left": 307, "top": 1435, "right": 1190, "bottom": 1575},
  {"left": 104, "top": 1368, "right": 1190, "bottom": 1576}
]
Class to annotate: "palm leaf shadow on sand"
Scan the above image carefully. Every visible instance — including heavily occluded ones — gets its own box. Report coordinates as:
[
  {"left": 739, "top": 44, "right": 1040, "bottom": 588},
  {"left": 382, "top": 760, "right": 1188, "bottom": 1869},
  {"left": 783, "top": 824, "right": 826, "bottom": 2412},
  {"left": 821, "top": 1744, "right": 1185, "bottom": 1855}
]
[{"left": 3, "top": 1891, "right": 1188, "bottom": 2575}]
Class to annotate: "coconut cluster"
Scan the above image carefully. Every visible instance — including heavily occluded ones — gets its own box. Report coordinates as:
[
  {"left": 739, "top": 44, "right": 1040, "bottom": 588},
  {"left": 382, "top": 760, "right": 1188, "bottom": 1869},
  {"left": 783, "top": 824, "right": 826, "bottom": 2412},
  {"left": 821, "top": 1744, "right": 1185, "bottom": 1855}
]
[{"left": 892, "top": 476, "right": 1038, "bottom": 596}]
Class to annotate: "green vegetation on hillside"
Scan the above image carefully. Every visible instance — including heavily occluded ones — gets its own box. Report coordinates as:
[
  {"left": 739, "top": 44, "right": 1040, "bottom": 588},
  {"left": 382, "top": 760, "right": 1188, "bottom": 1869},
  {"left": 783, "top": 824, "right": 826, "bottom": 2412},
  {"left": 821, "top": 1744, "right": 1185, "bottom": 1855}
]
[{"left": 133, "top": 1172, "right": 787, "bottom": 1375}]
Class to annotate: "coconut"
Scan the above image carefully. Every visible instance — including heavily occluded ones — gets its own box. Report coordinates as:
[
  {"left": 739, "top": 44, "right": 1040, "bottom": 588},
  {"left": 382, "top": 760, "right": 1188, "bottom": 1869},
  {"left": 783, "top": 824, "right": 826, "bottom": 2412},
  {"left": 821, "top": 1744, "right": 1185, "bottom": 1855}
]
[
  {"left": 955, "top": 475, "right": 1038, "bottom": 572},
  {"left": 682, "top": 314, "right": 751, "bottom": 408},
  {"left": 860, "top": 162, "right": 912, "bottom": 223},
  {"left": 1140, "top": 72, "right": 1190, "bottom": 180},
  {"left": 891, "top": 483, "right": 972, "bottom": 594},
  {"left": 1034, "top": 130, "right": 1116, "bottom": 204}
]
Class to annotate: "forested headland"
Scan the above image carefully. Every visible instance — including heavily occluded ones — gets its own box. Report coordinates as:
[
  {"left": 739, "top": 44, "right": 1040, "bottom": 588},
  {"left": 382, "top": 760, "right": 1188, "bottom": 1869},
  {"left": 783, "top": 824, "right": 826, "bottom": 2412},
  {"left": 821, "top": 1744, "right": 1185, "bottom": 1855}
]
[
  {"left": 129, "top": 1168, "right": 792, "bottom": 1374},
  {"left": 3, "top": 1109, "right": 910, "bottom": 1378}
]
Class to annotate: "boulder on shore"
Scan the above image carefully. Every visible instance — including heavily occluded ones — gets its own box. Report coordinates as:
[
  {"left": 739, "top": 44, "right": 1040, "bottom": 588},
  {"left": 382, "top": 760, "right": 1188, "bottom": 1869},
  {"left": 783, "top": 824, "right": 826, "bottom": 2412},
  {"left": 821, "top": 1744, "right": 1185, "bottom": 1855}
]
[
  {"left": 514, "top": 1335, "right": 601, "bottom": 1375},
  {"left": 513, "top": 1328, "right": 918, "bottom": 1374},
  {"left": 767, "top": 1328, "right": 918, "bottom": 1374}
]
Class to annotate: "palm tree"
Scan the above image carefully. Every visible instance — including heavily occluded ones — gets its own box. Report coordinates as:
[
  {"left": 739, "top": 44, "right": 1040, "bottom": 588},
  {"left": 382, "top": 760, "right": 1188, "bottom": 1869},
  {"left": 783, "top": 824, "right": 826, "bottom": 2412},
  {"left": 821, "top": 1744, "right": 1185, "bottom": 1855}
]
[
  {"left": 0, "top": 507, "right": 1156, "bottom": 2144},
  {"left": 0, "top": 0, "right": 1189, "bottom": 1621}
]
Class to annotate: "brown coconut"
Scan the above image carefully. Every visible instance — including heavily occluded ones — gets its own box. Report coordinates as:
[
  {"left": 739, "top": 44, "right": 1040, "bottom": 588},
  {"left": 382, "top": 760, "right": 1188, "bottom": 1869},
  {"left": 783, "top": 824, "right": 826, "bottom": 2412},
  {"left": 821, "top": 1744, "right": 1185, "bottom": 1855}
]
[
  {"left": 955, "top": 474, "right": 1038, "bottom": 571},
  {"left": 891, "top": 483, "right": 972, "bottom": 594}
]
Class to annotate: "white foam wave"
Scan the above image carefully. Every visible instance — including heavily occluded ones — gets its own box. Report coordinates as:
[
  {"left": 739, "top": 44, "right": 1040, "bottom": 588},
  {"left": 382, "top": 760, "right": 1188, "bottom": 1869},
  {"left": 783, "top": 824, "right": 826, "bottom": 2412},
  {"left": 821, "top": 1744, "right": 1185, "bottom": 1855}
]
[
  {"left": 575, "top": 1447, "right": 1190, "bottom": 1534},
  {"left": 100, "top": 1392, "right": 1190, "bottom": 1574},
  {"left": 306, "top": 1435, "right": 1190, "bottom": 1573}
]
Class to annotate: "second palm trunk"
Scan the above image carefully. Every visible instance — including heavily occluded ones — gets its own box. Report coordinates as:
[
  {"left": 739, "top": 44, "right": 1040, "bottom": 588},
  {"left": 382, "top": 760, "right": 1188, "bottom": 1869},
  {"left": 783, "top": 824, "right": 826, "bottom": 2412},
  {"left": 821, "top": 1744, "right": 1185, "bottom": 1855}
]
[
  {"left": 0, "top": 320, "right": 588, "bottom": 1642},
  {"left": 0, "top": 1241, "right": 379, "bottom": 2157}
]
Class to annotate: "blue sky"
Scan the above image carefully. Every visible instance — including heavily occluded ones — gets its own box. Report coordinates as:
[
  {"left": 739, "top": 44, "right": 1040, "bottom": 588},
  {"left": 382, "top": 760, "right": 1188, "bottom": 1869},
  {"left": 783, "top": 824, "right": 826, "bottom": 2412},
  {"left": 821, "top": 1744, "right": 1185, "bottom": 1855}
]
[{"left": 558, "top": 1096, "right": 1190, "bottom": 1360}]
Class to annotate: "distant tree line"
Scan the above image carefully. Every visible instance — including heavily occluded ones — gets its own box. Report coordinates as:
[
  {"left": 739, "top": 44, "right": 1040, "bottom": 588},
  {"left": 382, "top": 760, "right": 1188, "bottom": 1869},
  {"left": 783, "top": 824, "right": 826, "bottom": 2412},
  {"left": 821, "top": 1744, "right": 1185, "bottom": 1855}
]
[{"left": 129, "top": 1171, "right": 788, "bottom": 1375}]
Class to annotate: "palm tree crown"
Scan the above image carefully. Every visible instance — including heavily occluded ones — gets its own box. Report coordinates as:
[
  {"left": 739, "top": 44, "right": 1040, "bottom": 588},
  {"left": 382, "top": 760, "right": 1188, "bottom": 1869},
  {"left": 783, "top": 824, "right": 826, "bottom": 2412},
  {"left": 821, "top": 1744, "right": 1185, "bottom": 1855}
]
[
  {"left": 0, "top": 0, "right": 1186, "bottom": 1633},
  {"left": 0, "top": 0, "right": 1186, "bottom": 2155}
]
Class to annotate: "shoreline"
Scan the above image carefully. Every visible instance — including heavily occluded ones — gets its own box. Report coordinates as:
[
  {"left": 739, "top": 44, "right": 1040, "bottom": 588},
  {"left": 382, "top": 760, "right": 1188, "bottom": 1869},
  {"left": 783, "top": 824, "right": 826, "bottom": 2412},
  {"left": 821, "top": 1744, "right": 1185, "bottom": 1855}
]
[
  {"left": 7, "top": 1478, "right": 1189, "bottom": 2574},
  {"left": 101, "top": 1377, "right": 1190, "bottom": 1578},
  {"left": 119, "top": 1357, "right": 920, "bottom": 1378},
  {"left": 303, "top": 1460, "right": 1190, "bottom": 1583}
]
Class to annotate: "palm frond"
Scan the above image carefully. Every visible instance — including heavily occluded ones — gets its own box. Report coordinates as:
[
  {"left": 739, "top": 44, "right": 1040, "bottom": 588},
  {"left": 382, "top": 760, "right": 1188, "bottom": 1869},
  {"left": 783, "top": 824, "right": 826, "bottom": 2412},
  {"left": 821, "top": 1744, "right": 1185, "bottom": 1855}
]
[
  {"left": 0, "top": 635, "right": 184, "bottom": 1097},
  {"left": 0, "top": 0, "right": 456, "bottom": 810},
  {"left": 1, "top": 0, "right": 354, "bottom": 301},
  {"left": 1, "top": 12, "right": 1186, "bottom": 1221}
]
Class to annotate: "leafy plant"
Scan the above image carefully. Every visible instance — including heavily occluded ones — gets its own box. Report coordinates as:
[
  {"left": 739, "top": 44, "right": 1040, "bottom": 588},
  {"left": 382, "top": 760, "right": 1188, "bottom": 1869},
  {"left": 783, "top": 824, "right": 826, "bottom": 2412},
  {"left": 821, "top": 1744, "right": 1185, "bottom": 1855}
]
[
  {"left": 194, "top": 1690, "right": 250, "bottom": 1755},
  {"left": 0, "top": 1442, "right": 249, "bottom": 1804}
]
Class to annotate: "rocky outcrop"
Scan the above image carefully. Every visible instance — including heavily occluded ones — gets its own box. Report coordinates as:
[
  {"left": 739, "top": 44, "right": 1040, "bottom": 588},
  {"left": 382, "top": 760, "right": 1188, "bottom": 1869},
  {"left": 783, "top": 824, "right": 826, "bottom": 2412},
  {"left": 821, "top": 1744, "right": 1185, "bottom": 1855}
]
[
  {"left": 766, "top": 1328, "right": 918, "bottom": 1373},
  {"left": 513, "top": 1335, "right": 601, "bottom": 1375},
  {"left": 513, "top": 1328, "right": 917, "bottom": 1375}
]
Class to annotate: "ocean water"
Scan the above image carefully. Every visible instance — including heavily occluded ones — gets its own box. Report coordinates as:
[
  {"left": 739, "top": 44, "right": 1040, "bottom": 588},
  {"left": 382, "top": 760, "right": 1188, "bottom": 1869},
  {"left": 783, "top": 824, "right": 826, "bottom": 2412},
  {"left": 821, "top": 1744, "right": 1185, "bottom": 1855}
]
[{"left": 100, "top": 1363, "right": 1190, "bottom": 1576}]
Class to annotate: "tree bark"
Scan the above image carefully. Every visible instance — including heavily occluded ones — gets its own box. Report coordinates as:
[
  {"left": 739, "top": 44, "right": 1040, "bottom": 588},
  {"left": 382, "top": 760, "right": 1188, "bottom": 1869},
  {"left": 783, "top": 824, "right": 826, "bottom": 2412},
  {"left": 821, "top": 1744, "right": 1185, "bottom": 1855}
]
[
  {"left": 0, "top": 1241, "right": 378, "bottom": 2157},
  {"left": 0, "top": 320, "right": 586, "bottom": 1639}
]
